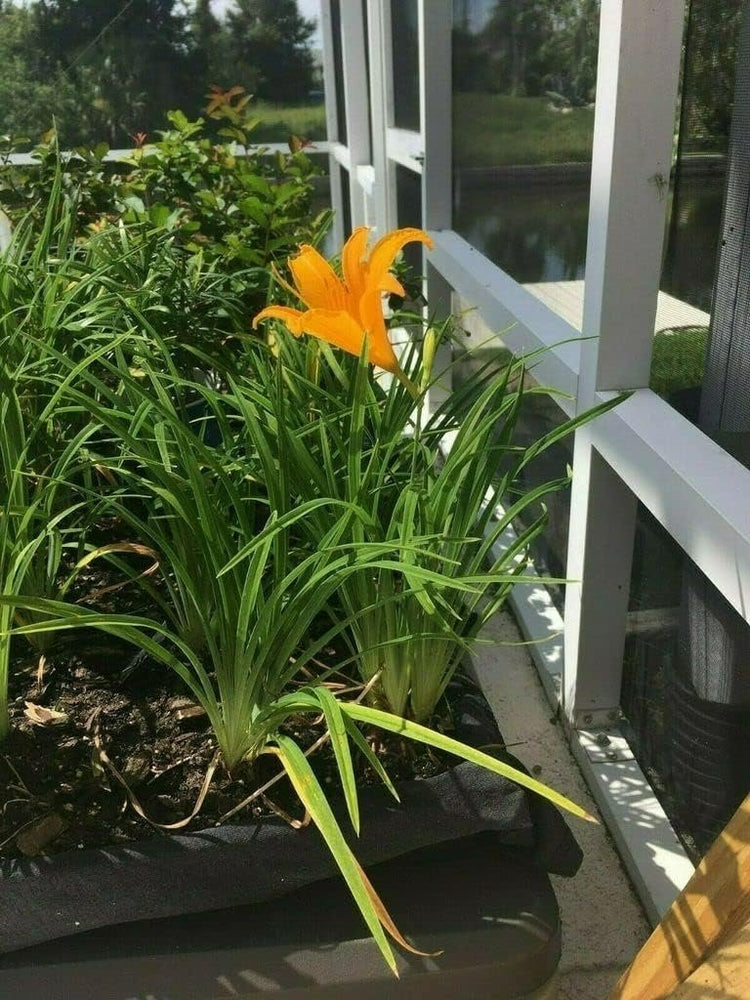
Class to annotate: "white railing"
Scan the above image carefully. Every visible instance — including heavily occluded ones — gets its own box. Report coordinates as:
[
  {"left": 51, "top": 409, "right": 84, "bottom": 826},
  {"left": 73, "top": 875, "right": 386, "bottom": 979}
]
[{"left": 1, "top": 141, "right": 330, "bottom": 168}]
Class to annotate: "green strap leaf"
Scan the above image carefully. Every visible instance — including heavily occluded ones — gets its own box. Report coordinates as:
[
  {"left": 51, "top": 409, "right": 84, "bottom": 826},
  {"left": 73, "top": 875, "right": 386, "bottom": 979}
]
[
  {"left": 270, "top": 735, "right": 399, "bottom": 976},
  {"left": 312, "top": 685, "right": 361, "bottom": 835},
  {"left": 342, "top": 714, "right": 400, "bottom": 803},
  {"left": 341, "top": 703, "right": 595, "bottom": 824}
]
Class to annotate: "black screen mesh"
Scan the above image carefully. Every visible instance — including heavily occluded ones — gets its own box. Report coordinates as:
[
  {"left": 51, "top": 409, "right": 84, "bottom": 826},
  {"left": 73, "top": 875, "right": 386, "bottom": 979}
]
[{"left": 623, "top": 0, "right": 750, "bottom": 858}]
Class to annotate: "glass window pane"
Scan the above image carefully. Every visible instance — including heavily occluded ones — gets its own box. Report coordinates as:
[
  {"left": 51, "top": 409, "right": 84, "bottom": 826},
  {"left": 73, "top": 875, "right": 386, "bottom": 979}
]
[
  {"left": 655, "top": 0, "right": 745, "bottom": 422},
  {"left": 451, "top": 0, "right": 600, "bottom": 326},
  {"left": 622, "top": 503, "right": 750, "bottom": 859},
  {"left": 396, "top": 163, "right": 421, "bottom": 227},
  {"left": 330, "top": 0, "right": 348, "bottom": 144},
  {"left": 391, "top": 0, "right": 420, "bottom": 131},
  {"left": 361, "top": 0, "right": 373, "bottom": 144},
  {"left": 340, "top": 165, "right": 352, "bottom": 238},
  {"left": 396, "top": 163, "right": 423, "bottom": 274},
  {"left": 314, "top": 167, "right": 335, "bottom": 257},
  {"left": 0, "top": 0, "right": 327, "bottom": 150}
]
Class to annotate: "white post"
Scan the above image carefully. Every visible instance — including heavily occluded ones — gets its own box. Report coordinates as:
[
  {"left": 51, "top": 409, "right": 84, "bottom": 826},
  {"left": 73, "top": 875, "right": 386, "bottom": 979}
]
[
  {"left": 564, "top": 0, "right": 685, "bottom": 727},
  {"left": 367, "top": 0, "right": 395, "bottom": 233},
  {"left": 419, "top": 0, "right": 451, "bottom": 234}
]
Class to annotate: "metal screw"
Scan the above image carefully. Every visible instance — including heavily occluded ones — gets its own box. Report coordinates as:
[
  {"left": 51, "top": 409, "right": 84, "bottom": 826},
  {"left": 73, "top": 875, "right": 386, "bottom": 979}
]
[
  {"left": 582, "top": 713, "right": 593, "bottom": 725},
  {"left": 606, "top": 750, "right": 618, "bottom": 761},
  {"left": 595, "top": 732, "right": 611, "bottom": 747}
]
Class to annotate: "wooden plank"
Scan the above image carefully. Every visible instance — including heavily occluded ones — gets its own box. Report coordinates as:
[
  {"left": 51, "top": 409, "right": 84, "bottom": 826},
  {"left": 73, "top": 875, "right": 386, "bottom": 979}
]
[
  {"left": 626, "top": 607, "right": 680, "bottom": 635},
  {"left": 654, "top": 294, "right": 710, "bottom": 334},
  {"left": 609, "top": 792, "right": 750, "bottom": 1000},
  {"left": 523, "top": 280, "right": 710, "bottom": 334},
  {"left": 524, "top": 280, "right": 585, "bottom": 328},
  {"left": 670, "top": 916, "right": 750, "bottom": 998}
]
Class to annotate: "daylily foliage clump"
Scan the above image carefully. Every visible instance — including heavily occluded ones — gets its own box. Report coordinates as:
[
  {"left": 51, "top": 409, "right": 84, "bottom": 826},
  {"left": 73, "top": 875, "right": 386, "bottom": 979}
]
[
  {"left": 0, "top": 193, "right": 610, "bottom": 974},
  {"left": 251, "top": 226, "right": 614, "bottom": 725}
]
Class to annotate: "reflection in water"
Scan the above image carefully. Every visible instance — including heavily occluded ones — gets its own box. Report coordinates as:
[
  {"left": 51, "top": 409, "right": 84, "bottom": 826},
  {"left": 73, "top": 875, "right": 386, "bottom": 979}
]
[
  {"left": 453, "top": 170, "right": 725, "bottom": 311},
  {"left": 454, "top": 178, "right": 589, "bottom": 283},
  {"left": 662, "top": 174, "right": 725, "bottom": 312}
]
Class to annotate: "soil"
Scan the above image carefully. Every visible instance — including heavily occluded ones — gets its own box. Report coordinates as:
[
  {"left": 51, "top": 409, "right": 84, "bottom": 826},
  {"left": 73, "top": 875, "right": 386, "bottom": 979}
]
[{"left": 0, "top": 633, "right": 453, "bottom": 863}]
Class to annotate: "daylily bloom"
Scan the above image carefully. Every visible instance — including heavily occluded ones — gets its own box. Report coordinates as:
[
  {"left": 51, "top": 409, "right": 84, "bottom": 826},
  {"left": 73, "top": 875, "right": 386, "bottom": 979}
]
[{"left": 253, "top": 226, "right": 434, "bottom": 388}]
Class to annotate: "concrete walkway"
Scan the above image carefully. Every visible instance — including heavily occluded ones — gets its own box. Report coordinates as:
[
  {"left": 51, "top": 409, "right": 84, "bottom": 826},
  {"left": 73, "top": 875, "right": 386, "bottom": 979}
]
[
  {"left": 474, "top": 610, "right": 651, "bottom": 999},
  {"left": 524, "top": 279, "right": 710, "bottom": 333}
]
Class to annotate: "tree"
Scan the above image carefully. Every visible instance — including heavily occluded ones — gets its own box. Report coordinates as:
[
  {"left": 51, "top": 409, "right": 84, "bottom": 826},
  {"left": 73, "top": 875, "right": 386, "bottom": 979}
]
[
  {"left": 191, "top": 0, "right": 228, "bottom": 90},
  {"left": 539, "top": 0, "right": 600, "bottom": 105},
  {"left": 0, "top": 3, "right": 78, "bottom": 146},
  {"left": 33, "top": 0, "right": 201, "bottom": 146},
  {"left": 480, "top": 0, "right": 552, "bottom": 97},
  {"left": 452, "top": 1, "right": 600, "bottom": 104},
  {"left": 225, "top": 0, "right": 316, "bottom": 104},
  {"left": 192, "top": 0, "right": 220, "bottom": 45},
  {"left": 680, "top": 0, "right": 744, "bottom": 151}
]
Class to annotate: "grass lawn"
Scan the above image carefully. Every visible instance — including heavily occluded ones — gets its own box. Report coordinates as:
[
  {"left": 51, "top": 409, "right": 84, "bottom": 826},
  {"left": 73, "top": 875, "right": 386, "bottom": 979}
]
[
  {"left": 453, "top": 93, "right": 595, "bottom": 168},
  {"left": 244, "top": 95, "right": 593, "bottom": 166},
  {"left": 249, "top": 102, "right": 327, "bottom": 145},
  {"left": 650, "top": 326, "right": 709, "bottom": 397},
  {"left": 457, "top": 323, "right": 711, "bottom": 404}
]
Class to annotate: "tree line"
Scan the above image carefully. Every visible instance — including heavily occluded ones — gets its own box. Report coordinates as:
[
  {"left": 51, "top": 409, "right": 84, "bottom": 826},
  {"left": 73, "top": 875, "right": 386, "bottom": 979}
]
[
  {"left": 453, "top": 0, "right": 600, "bottom": 107},
  {"left": 0, "top": 0, "right": 319, "bottom": 149},
  {"left": 453, "top": 0, "right": 744, "bottom": 150}
]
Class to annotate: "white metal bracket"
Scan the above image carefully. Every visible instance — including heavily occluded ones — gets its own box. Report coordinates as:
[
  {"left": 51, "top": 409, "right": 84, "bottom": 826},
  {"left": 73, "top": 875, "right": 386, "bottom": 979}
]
[
  {"left": 570, "top": 707, "right": 623, "bottom": 730},
  {"left": 578, "top": 728, "right": 635, "bottom": 763}
]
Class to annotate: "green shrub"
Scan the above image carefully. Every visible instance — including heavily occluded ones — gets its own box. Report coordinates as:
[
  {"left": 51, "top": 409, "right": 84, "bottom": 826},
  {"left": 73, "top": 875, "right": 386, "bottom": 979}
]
[{"left": 0, "top": 90, "right": 330, "bottom": 319}]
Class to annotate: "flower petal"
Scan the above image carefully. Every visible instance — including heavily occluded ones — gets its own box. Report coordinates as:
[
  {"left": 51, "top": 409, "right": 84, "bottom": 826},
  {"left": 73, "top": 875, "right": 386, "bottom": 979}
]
[
  {"left": 365, "top": 228, "right": 434, "bottom": 289},
  {"left": 289, "top": 245, "right": 347, "bottom": 310},
  {"left": 342, "top": 226, "right": 371, "bottom": 301},
  {"left": 297, "top": 308, "right": 368, "bottom": 359},
  {"left": 377, "top": 273, "right": 406, "bottom": 298},
  {"left": 300, "top": 307, "right": 400, "bottom": 374},
  {"left": 357, "top": 291, "right": 400, "bottom": 373},
  {"left": 253, "top": 305, "right": 306, "bottom": 336}
]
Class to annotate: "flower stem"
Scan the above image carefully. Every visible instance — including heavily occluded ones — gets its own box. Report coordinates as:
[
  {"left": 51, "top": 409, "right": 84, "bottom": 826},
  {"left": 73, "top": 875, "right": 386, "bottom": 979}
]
[{"left": 394, "top": 366, "right": 420, "bottom": 399}]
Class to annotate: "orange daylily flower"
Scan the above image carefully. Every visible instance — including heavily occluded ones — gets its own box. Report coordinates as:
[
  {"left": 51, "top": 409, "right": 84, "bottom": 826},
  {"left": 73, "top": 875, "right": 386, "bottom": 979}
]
[{"left": 253, "top": 226, "right": 434, "bottom": 387}]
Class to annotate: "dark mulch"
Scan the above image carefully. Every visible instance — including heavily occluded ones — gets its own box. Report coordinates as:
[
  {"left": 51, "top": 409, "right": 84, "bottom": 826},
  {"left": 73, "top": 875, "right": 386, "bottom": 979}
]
[{"left": 1, "top": 636, "right": 451, "bottom": 862}]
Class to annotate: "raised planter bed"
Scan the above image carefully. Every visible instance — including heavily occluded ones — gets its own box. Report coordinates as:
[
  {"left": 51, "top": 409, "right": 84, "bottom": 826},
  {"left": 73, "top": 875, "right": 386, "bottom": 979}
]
[
  {"left": 0, "top": 836, "right": 561, "bottom": 999},
  {"left": 0, "top": 686, "right": 580, "bottom": 998}
]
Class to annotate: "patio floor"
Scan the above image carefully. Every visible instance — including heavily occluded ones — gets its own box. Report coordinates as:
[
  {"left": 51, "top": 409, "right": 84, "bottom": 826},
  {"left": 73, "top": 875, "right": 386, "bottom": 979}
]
[{"left": 474, "top": 610, "right": 651, "bottom": 999}]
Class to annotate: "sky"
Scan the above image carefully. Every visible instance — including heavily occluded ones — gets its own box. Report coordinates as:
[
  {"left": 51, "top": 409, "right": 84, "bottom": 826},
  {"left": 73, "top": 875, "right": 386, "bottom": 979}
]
[{"left": 210, "top": 0, "right": 323, "bottom": 48}]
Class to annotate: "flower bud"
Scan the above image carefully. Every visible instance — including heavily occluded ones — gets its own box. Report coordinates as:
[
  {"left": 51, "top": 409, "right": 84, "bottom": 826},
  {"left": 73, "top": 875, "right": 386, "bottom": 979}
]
[{"left": 420, "top": 327, "right": 437, "bottom": 391}]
